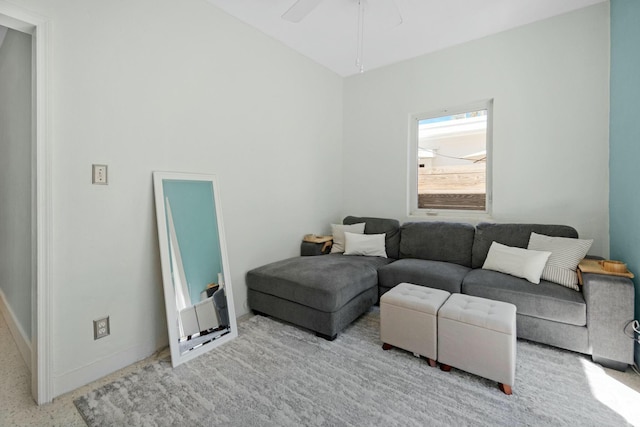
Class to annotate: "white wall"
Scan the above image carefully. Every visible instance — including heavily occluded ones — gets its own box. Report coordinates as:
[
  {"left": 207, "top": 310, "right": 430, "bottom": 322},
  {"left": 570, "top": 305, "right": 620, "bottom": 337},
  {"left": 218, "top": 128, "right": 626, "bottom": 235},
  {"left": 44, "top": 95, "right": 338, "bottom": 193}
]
[
  {"left": 0, "top": 28, "right": 32, "bottom": 346},
  {"left": 16, "top": 0, "right": 343, "bottom": 396},
  {"left": 343, "top": 3, "right": 610, "bottom": 257}
]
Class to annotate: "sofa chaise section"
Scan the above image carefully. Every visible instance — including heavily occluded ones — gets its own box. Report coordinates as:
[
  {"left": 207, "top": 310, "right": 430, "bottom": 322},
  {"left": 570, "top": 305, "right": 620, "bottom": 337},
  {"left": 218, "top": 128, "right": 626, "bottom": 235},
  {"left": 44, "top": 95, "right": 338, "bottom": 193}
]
[{"left": 247, "top": 217, "right": 399, "bottom": 340}]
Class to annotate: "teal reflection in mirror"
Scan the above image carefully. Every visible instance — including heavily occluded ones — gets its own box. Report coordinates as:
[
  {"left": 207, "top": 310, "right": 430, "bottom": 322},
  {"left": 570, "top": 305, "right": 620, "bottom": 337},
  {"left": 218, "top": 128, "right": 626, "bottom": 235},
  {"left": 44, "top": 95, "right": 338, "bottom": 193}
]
[
  {"left": 163, "top": 180, "right": 222, "bottom": 306},
  {"left": 153, "top": 172, "right": 238, "bottom": 367}
]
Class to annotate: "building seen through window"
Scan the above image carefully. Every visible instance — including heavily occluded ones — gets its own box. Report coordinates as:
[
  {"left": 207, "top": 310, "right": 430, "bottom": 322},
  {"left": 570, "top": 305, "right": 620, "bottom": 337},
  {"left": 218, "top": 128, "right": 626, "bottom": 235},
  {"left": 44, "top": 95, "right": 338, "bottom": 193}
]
[{"left": 416, "top": 107, "right": 489, "bottom": 211}]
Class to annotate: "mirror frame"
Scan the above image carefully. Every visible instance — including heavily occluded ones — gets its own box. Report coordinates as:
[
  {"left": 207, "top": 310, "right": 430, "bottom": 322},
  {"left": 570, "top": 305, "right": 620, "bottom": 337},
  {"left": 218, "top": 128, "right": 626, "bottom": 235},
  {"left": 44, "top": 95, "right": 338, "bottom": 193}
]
[{"left": 153, "top": 171, "right": 238, "bottom": 367}]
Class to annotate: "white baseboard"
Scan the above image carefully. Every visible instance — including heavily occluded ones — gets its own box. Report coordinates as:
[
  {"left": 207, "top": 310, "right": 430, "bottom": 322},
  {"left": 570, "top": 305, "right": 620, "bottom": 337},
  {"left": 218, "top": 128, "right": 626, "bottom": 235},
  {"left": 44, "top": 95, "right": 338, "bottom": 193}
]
[
  {"left": 0, "top": 289, "right": 32, "bottom": 372},
  {"left": 53, "top": 340, "right": 161, "bottom": 398}
]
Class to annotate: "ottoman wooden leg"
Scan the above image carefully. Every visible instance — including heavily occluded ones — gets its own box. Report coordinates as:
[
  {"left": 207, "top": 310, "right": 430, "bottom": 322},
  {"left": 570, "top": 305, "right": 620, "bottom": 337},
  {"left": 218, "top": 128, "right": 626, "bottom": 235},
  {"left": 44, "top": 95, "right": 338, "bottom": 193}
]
[
  {"left": 427, "top": 358, "right": 437, "bottom": 367},
  {"left": 382, "top": 343, "right": 393, "bottom": 350},
  {"left": 499, "top": 383, "right": 512, "bottom": 395},
  {"left": 440, "top": 363, "right": 452, "bottom": 372}
]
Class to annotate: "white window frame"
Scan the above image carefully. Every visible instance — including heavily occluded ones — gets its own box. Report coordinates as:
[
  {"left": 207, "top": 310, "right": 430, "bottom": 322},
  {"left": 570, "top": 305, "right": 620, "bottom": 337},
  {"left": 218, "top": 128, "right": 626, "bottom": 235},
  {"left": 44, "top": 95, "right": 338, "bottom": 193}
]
[{"left": 408, "top": 99, "right": 493, "bottom": 218}]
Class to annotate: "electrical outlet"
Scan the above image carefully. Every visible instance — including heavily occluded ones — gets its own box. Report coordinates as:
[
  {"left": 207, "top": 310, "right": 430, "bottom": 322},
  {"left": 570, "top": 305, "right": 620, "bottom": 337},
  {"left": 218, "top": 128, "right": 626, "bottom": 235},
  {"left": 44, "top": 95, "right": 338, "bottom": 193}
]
[
  {"left": 93, "top": 316, "right": 110, "bottom": 340},
  {"left": 92, "top": 164, "right": 108, "bottom": 185}
]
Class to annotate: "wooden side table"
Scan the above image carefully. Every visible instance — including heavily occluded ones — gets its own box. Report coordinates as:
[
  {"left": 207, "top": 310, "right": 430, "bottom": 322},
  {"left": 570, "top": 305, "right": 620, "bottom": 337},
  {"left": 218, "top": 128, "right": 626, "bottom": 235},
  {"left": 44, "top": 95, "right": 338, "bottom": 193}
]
[
  {"left": 301, "top": 234, "right": 333, "bottom": 256},
  {"left": 577, "top": 259, "right": 634, "bottom": 285}
]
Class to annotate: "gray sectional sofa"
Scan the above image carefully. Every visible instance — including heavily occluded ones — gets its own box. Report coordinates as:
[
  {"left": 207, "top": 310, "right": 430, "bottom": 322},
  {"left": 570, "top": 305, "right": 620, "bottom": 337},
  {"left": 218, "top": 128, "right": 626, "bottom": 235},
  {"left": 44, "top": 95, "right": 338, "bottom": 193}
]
[{"left": 246, "top": 216, "right": 636, "bottom": 370}]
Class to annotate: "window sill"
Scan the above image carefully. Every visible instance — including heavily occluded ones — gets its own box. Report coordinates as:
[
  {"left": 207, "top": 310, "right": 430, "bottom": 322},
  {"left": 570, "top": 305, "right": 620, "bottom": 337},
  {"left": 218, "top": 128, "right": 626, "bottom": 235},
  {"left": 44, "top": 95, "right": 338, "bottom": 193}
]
[{"left": 408, "top": 209, "right": 493, "bottom": 223}]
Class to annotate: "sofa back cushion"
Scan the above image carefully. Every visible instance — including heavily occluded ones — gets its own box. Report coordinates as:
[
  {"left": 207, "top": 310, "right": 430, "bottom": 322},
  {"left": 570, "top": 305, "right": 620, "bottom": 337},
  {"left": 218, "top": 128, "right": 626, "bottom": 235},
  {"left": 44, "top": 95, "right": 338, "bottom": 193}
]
[
  {"left": 471, "top": 222, "right": 579, "bottom": 269},
  {"left": 399, "top": 222, "right": 475, "bottom": 267},
  {"left": 343, "top": 216, "right": 401, "bottom": 259}
]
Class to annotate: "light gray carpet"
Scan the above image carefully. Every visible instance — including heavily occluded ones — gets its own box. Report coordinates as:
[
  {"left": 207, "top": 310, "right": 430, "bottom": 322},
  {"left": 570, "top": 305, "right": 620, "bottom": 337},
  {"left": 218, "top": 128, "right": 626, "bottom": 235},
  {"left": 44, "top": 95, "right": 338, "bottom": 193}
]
[{"left": 75, "top": 309, "right": 634, "bottom": 426}]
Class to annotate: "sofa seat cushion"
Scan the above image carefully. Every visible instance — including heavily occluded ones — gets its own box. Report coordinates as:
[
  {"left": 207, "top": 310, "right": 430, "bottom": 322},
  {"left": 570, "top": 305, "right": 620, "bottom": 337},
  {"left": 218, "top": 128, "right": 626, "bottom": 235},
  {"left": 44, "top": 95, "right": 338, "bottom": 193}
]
[
  {"left": 246, "top": 254, "right": 393, "bottom": 312},
  {"left": 461, "top": 269, "right": 586, "bottom": 326},
  {"left": 378, "top": 259, "right": 471, "bottom": 294}
]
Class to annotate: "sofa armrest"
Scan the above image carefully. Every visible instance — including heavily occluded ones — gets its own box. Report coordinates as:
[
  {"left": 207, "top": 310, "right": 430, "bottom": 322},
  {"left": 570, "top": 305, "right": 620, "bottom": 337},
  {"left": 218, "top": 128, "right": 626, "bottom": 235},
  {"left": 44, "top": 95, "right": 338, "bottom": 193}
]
[{"left": 582, "top": 273, "right": 635, "bottom": 368}]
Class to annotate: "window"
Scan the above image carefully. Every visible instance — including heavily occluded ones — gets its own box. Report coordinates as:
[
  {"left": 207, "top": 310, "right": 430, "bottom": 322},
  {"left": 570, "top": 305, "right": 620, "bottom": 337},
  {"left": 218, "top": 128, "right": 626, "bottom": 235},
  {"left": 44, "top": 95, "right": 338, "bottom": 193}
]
[{"left": 410, "top": 100, "right": 492, "bottom": 215}]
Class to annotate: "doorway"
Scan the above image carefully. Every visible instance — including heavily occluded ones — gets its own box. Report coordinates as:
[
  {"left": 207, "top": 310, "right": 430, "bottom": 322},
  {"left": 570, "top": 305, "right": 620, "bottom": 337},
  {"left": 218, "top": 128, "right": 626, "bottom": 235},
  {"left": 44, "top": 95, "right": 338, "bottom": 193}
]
[
  {"left": 0, "top": 3, "right": 51, "bottom": 404},
  {"left": 0, "top": 22, "right": 33, "bottom": 397}
]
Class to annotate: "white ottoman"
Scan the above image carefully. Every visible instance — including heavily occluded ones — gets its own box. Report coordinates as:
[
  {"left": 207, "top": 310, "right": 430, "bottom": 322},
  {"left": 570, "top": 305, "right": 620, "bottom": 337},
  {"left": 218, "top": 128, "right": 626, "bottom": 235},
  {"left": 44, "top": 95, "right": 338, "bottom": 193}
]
[
  {"left": 380, "top": 283, "right": 451, "bottom": 367},
  {"left": 438, "top": 293, "right": 517, "bottom": 395}
]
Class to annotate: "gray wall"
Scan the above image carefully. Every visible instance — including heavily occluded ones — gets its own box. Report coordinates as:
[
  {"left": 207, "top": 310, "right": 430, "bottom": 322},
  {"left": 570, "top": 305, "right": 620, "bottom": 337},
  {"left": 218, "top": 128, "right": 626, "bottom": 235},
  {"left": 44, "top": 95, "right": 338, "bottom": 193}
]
[{"left": 0, "top": 27, "right": 33, "bottom": 340}]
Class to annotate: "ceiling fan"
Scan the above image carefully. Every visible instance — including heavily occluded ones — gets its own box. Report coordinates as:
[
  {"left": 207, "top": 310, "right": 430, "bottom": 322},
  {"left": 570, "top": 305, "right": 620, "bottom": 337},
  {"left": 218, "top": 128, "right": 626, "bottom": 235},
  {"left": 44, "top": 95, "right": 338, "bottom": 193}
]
[{"left": 282, "top": 0, "right": 403, "bottom": 72}]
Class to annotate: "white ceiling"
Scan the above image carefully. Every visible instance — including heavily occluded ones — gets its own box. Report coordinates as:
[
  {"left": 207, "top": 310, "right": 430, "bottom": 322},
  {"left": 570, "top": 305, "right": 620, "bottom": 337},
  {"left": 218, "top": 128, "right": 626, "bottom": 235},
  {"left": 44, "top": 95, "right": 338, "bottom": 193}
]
[{"left": 206, "top": 0, "right": 606, "bottom": 77}]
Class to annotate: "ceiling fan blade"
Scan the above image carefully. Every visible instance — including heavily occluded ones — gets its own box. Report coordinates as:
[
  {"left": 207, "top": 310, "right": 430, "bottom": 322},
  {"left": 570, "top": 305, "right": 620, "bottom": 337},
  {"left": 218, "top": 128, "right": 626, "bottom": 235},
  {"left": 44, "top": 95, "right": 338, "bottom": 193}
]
[{"left": 282, "top": 0, "right": 324, "bottom": 23}]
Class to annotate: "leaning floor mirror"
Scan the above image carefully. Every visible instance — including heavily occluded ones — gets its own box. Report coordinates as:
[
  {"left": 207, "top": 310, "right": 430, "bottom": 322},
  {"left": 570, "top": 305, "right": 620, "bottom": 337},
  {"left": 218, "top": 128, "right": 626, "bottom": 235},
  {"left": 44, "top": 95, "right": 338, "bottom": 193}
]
[{"left": 153, "top": 172, "right": 238, "bottom": 367}]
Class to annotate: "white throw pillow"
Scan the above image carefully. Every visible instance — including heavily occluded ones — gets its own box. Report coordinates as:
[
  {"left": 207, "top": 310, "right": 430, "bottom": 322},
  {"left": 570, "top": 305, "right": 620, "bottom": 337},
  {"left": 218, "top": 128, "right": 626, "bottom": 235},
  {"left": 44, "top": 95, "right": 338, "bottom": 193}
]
[
  {"left": 482, "top": 242, "right": 551, "bottom": 284},
  {"left": 527, "top": 232, "right": 593, "bottom": 291},
  {"left": 344, "top": 232, "right": 387, "bottom": 258},
  {"left": 330, "top": 223, "right": 366, "bottom": 253}
]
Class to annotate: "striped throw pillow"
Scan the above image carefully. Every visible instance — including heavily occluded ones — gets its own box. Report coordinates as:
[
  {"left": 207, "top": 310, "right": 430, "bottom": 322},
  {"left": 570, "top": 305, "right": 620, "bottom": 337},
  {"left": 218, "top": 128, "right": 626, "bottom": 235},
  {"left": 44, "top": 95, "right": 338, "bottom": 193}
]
[{"left": 527, "top": 232, "right": 593, "bottom": 291}]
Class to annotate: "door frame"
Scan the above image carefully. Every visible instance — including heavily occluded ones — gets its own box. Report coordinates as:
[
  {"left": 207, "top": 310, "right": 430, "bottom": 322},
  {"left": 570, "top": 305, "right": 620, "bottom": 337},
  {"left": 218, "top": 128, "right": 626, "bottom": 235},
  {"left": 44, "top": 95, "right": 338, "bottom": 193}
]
[{"left": 0, "top": 2, "right": 52, "bottom": 404}]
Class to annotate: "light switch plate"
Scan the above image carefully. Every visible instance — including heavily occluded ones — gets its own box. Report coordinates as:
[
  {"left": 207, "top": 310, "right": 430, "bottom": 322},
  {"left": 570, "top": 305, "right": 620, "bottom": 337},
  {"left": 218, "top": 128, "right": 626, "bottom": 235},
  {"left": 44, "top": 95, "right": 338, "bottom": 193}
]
[{"left": 92, "top": 164, "right": 108, "bottom": 185}]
